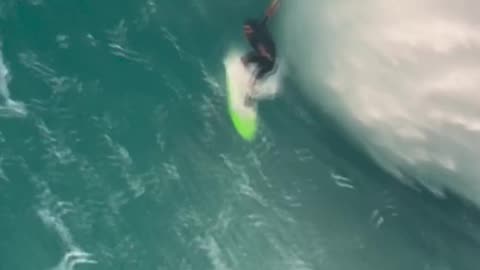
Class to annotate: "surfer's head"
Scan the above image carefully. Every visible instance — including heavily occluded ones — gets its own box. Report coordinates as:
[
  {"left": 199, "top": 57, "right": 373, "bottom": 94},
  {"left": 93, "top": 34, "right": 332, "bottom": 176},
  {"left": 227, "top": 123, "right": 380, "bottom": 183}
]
[{"left": 243, "top": 19, "right": 259, "bottom": 38}]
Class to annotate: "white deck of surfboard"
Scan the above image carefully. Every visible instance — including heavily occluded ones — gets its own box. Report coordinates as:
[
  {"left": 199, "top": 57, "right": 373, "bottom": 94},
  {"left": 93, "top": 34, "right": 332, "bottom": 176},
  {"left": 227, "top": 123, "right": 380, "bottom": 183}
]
[{"left": 224, "top": 53, "right": 257, "bottom": 118}]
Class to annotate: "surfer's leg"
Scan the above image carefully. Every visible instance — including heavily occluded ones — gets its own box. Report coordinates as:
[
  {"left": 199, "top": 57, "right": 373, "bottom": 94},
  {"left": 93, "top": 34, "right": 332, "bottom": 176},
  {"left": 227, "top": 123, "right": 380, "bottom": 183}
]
[
  {"left": 255, "top": 58, "right": 274, "bottom": 81},
  {"left": 241, "top": 52, "right": 262, "bottom": 88},
  {"left": 246, "top": 58, "right": 275, "bottom": 102},
  {"left": 241, "top": 51, "right": 258, "bottom": 67}
]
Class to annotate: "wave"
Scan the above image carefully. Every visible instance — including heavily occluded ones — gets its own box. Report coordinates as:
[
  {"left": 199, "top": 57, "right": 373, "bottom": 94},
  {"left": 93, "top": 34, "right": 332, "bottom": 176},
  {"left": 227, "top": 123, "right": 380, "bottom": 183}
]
[{"left": 281, "top": 0, "right": 480, "bottom": 207}]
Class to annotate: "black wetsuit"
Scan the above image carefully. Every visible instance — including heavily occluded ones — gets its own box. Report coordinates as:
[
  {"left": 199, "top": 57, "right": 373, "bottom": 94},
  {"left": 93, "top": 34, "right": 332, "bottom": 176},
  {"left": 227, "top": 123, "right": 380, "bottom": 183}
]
[{"left": 243, "top": 18, "right": 276, "bottom": 80}]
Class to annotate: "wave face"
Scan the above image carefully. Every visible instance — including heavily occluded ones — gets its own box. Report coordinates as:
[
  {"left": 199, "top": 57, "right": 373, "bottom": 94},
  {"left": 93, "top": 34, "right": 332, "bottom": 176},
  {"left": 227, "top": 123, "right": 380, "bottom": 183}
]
[{"left": 281, "top": 0, "right": 480, "bottom": 206}]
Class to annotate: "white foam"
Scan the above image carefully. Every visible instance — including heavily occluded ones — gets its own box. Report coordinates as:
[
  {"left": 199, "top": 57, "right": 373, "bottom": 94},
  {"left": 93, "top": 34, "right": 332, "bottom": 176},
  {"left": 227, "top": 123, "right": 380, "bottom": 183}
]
[
  {"left": 0, "top": 47, "right": 27, "bottom": 117},
  {"left": 252, "top": 60, "right": 284, "bottom": 101},
  {"left": 38, "top": 208, "right": 76, "bottom": 248},
  {"left": 38, "top": 208, "right": 97, "bottom": 270},
  {"left": 0, "top": 157, "right": 8, "bottom": 182},
  {"left": 282, "top": 0, "right": 480, "bottom": 207},
  {"left": 198, "top": 236, "right": 231, "bottom": 270},
  {"left": 36, "top": 177, "right": 96, "bottom": 270},
  {"left": 52, "top": 250, "right": 97, "bottom": 270}
]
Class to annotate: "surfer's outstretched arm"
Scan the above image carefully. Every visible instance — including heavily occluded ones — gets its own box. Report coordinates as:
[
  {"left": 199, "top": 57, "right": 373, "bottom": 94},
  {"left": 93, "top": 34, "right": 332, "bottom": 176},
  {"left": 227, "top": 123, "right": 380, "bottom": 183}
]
[{"left": 262, "top": 0, "right": 280, "bottom": 25}]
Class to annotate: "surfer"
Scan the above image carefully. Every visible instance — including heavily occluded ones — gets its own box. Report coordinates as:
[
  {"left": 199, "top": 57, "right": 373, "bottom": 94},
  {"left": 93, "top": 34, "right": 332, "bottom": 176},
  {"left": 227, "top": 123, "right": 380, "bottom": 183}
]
[{"left": 242, "top": 0, "right": 279, "bottom": 105}]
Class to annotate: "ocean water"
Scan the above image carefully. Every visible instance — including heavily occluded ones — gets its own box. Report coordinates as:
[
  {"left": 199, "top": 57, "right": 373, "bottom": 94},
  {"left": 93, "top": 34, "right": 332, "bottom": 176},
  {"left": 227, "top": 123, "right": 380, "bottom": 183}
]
[{"left": 0, "top": 1, "right": 479, "bottom": 270}]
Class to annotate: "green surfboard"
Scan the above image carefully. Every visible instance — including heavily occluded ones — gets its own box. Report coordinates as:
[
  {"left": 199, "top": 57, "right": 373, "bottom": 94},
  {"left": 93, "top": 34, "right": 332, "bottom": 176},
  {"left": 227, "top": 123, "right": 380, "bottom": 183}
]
[{"left": 225, "top": 59, "right": 257, "bottom": 141}]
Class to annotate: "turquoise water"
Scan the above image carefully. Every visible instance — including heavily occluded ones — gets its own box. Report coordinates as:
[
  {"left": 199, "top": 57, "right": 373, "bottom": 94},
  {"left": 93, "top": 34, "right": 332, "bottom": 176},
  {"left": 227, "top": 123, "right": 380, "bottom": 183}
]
[{"left": 0, "top": 1, "right": 479, "bottom": 269}]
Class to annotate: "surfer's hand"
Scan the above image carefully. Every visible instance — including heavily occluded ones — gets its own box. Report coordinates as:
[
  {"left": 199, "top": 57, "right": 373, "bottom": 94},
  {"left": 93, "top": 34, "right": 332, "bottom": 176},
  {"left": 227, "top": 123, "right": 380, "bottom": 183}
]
[{"left": 265, "top": 0, "right": 280, "bottom": 20}]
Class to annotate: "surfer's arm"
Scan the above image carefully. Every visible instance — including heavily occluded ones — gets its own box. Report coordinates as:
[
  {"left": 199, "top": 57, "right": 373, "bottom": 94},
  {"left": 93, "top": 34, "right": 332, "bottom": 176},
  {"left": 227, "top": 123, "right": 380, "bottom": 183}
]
[{"left": 261, "top": 0, "right": 280, "bottom": 25}]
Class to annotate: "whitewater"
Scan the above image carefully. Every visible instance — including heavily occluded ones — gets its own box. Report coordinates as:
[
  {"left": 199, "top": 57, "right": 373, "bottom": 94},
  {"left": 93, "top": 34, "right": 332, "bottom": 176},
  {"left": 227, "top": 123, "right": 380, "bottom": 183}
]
[{"left": 282, "top": 0, "right": 480, "bottom": 207}]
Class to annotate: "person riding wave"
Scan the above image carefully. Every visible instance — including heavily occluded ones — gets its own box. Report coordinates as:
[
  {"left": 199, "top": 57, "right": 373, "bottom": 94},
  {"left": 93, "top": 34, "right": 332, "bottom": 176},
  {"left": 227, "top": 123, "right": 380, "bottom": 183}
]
[{"left": 242, "top": 0, "right": 280, "bottom": 105}]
